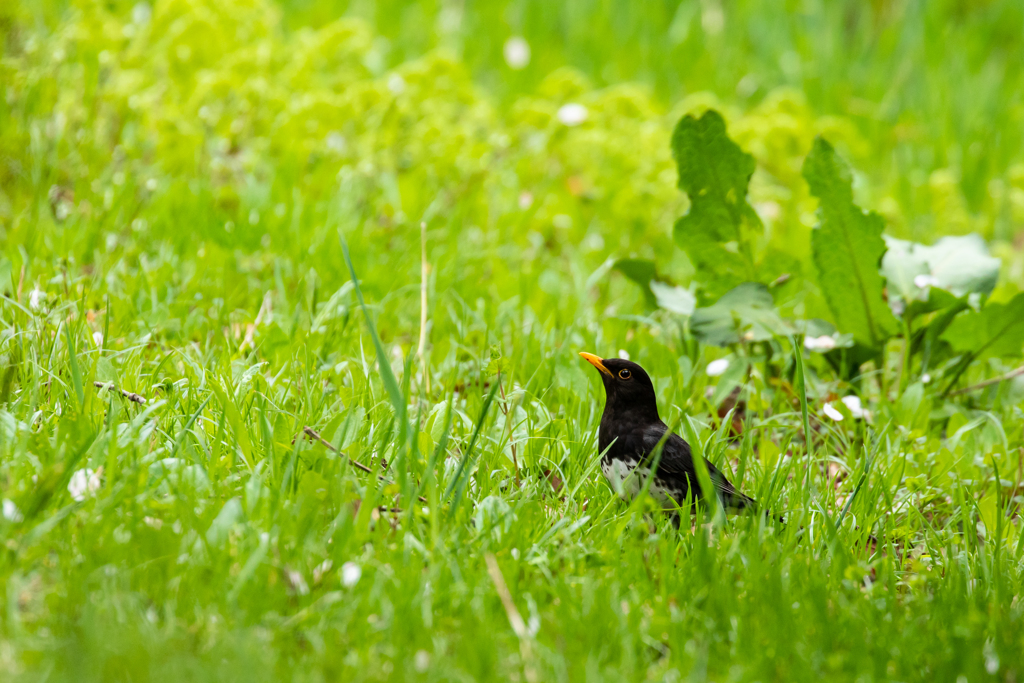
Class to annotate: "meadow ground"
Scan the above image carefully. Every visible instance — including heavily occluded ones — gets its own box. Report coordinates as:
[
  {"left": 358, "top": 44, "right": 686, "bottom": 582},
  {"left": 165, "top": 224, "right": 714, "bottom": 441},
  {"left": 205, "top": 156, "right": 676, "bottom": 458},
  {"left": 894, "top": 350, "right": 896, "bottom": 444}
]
[{"left": 3, "top": 1, "right": 1024, "bottom": 680}]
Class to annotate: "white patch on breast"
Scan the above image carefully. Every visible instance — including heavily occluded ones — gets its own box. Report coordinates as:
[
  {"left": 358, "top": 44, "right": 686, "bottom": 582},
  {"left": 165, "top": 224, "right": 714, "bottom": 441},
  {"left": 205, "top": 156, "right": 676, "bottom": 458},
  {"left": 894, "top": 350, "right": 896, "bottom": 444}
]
[
  {"left": 602, "top": 458, "right": 639, "bottom": 500},
  {"left": 602, "top": 458, "right": 677, "bottom": 508}
]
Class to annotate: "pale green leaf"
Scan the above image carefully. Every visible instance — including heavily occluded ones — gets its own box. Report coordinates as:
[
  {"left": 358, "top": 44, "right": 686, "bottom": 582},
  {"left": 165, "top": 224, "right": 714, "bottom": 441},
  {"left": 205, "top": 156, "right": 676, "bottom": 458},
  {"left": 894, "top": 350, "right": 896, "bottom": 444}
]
[
  {"left": 650, "top": 281, "right": 696, "bottom": 316},
  {"left": 882, "top": 233, "right": 1000, "bottom": 311},
  {"left": 690, "top": 283, "right": 792, "bottom": 347}
]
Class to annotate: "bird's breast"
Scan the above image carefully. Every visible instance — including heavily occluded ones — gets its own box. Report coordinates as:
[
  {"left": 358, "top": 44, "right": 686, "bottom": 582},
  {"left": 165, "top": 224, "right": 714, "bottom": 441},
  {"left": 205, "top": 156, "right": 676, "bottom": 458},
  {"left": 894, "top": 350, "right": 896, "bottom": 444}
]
[
  {"left": 601, "top": 456, "right": 641, "bottom": 499},
  {"left": 600, "top": 455, "right": 678, "bottom": 507}
]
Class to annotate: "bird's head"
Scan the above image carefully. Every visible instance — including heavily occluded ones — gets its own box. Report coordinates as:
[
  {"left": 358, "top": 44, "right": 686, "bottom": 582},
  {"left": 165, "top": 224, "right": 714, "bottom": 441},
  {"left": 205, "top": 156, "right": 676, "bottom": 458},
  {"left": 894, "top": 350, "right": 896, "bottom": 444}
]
[{"left": 579, "top": 352, "right": 660, "bottom": 422}]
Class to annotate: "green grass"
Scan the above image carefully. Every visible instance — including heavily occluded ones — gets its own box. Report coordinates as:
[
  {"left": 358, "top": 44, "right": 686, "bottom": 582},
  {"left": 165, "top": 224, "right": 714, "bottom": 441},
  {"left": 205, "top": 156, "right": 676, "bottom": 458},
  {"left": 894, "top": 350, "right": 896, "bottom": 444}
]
[{"left": 2, "top": 0, "right": 1024, "bottom": 680}]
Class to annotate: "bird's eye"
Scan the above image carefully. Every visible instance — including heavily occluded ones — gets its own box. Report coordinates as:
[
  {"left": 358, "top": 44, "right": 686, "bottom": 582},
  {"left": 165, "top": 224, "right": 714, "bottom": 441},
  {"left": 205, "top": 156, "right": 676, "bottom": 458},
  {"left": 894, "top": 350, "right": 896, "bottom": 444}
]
[{"left": 618, "top": 369, "right": 631, "bottom": 380}]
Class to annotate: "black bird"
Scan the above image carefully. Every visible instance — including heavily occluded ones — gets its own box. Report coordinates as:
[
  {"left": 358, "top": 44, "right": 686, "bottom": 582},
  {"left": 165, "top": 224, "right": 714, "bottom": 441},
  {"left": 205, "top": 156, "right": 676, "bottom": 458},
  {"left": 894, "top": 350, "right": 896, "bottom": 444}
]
[{"left": 580, "top": 352, "right": 758, "bottom": 521}]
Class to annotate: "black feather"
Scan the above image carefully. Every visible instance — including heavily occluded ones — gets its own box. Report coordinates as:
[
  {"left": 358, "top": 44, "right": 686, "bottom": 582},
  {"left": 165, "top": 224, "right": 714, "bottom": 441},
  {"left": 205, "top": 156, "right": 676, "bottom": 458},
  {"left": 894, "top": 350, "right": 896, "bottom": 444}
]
[{"left": 583, "top": 355, "right": 763, "bottom": 517}]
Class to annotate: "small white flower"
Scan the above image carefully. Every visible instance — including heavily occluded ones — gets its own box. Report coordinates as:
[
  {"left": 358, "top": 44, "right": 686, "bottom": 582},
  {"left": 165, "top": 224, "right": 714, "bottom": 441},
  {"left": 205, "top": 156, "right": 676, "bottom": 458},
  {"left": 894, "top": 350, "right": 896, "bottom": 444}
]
[
  {"left": 822, "top": 403, "right": 844, "bottom": 421},
  {"left": 840, "top": 395, "right": 865, "bottom": 419},
  {"left": 518, "top": 191, "right": 533, "bottom": 210},
  {"left": 706, "top": 359, "right": 730, "bottom": 377},
  {"left": 914, "top": 274, "right": 940, "bottom": 289},
  {"left": 557, "top": 103, "right": 588, "bottom": 127},
  {"left": 92, "top": 331, "right": 104, "bottom": 346},
  {"left": 503, "top": 36, "right": 531, "bottom": 69},
  {"left": 803, "top": 335, "right": 836, "bottom": 352},
  {"left": 29, "top": 289, "right": 45, "bottom": 310},
  {"left": 68, "top": 468, "right": 101, "bottom": 501},
  {"left": 341, "top": 561, "right": 362, "bottom": 587},
  {"left": 3, "top": 499, "right": 23, "bottom": 522},
  {"left": 143, "top": 516, "right": 163, "bottom": 529},
  {"left": 414, "top": 650, "right": 431, "bottom": 672},
  {"left": 617, "top": 349, "right": 630, "bottom": 360},
  {"left": 921, "top": 373, "right": 932, "bottom": 384},
  {"left": 145, "top": 178, "right": 158, "bottom": 191}
]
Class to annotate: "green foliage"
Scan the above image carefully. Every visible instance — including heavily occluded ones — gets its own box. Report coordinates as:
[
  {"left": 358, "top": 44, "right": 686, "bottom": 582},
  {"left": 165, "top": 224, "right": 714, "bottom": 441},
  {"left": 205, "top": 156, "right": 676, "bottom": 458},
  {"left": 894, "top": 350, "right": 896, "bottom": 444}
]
[
  {"left": 942, "top": 293, "right": 1024, "bottom": 359},
  {"left": 2, "top": 1, "right": 1024, "bottom": 681},
  {"left": 882, "top": 234, "right": 1001, "bottom": 311},
  {"left": 612, "top": 258, "right": 658, "bottom": 308},
  {"left": 649, "top": 280, "right": 696, "bottom": 316},
  {"left": 803, "top": 137, "right": 899, "bottom": 351},
  {"left": 690, "top": 283, "right": 790, "bottom": 347},
  {"left": 671, "top": 110, "right": 766, "bottom": 297}
]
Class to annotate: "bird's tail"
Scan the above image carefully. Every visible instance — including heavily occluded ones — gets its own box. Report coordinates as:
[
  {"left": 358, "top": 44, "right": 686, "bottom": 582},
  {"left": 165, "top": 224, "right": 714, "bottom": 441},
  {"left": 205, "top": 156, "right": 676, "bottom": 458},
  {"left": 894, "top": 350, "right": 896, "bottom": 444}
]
[
  {"left": 721, "top": 490, "right": 784, "bottom": 524},
  {"left": 722, "top": 489, "right": 757, "bottom": 511}
]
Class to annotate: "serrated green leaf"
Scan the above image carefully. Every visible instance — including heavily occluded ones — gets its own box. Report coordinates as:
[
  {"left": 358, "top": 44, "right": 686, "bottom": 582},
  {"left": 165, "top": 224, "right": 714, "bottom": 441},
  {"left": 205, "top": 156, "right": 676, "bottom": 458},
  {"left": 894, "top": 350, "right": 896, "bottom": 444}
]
[
  {"left": 803, "top": 137, "right": 898, "bottom": 349},
  {"left": 486, "top": 357, "right": 511, "bottom": 375},
  {"left": 690, "top": 283, "right": 792, "bottom": 347},
  {"left": 941, "top": 293, "right": 1024, "bottom": 358},
  {"left": 671, "top": 110, "right": 763, "bottom": 296}
]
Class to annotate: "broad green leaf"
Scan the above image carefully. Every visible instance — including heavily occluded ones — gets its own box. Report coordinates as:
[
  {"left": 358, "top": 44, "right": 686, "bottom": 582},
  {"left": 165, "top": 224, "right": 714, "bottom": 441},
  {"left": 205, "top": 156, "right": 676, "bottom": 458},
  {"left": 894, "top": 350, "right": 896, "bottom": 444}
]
[
  {"left": 916, "top": 235, "right": 1000, "bottom": 297},
  {"left": 941, "top": 292, "right": 1024, "bottom": 359},
  {"left": 882, "top": 234, "right": 1000, "bottom": 313},
  {"left": 690, "top": 283, "right": 791, "bottom": 347},
  {"left": 802, "top": 137, "right": 897, "bottom": 349},
  {"left": 649, "top": 281, "right": 696, "bottom": 316},
  {"left": 671, "top": 110, "right": 763, "bottom": 296},
  {"left": 879, "top": 237, "right": 929, "bottom": 310},
  {"left": 613, "top": 258, "right": 658, "bottom": 307}
]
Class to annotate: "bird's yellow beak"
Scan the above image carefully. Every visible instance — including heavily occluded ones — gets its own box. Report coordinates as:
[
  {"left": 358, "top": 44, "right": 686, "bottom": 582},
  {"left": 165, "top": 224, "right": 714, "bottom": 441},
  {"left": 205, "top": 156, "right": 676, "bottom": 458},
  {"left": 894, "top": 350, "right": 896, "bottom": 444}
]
[{"left": 579, "top": 352, "right": 612, "bottom": 376}]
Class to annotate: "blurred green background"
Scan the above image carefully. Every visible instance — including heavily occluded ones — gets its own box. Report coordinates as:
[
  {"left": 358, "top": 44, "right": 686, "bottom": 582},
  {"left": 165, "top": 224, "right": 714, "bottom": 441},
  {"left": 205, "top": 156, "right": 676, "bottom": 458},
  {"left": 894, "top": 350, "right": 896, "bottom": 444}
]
[{"left": 3, "top": 1, "right": 1024, "bottom": 681}]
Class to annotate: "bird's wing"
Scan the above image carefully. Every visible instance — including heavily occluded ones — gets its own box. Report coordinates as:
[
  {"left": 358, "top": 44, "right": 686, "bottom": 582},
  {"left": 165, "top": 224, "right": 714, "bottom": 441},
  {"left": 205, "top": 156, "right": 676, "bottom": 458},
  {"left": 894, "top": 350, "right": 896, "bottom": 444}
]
[{"left": 634, "top": 423, "right": 755, "bottom": 510}]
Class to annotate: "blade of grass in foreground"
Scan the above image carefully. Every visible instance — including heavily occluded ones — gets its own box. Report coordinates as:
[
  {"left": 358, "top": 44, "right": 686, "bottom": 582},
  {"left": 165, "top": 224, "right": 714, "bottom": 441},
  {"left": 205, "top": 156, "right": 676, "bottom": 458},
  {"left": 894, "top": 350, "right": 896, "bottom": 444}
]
[
  {"left": 63, "top": 321, "right": 85, "bottom": 407},
  {"left": 791, "top": 335, "right": 815, "bottom": 512},
  {"left": 340, "top": 230, "right": 416, "bottom": 507},
  {"left": 445, "top": 382, "right": 499, "bottom": 520},
  {"left": 340, "top": 232, "right": 406, "bottom": 425}
]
